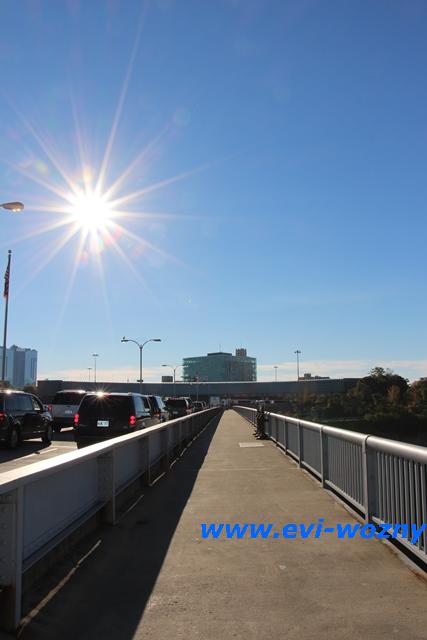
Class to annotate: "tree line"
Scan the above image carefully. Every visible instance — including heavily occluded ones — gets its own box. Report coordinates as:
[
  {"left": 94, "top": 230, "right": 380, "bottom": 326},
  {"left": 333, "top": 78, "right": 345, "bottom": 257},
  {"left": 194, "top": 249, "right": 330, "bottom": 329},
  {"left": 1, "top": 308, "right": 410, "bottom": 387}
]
[{"left": 274, "top": 367, "right": 427, "bottom": 445}]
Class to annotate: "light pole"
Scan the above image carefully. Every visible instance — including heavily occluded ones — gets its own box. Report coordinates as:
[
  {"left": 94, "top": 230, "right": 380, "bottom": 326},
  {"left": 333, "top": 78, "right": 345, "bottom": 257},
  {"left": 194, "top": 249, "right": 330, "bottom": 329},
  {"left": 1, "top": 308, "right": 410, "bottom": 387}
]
[
  {"left": 92, "top": 353, "right": 99, "bottom": 384},
  {"left": 294, "top": 350, "right": 301, "bottom": 381},
  {"left": 274, "top": 365, "right": 278, "bottom": 382},
  {"left": 162, "top": 364, "right": 183, "bottom": 397},
  {"left": 0, "top": 202, "right": 24, "bottom": 213},
  {"left": 122, "top": 337, "right": 161, "bottom": 394},
  {"left": 87, "top": 367, "right": 92, "bottom": 382}
]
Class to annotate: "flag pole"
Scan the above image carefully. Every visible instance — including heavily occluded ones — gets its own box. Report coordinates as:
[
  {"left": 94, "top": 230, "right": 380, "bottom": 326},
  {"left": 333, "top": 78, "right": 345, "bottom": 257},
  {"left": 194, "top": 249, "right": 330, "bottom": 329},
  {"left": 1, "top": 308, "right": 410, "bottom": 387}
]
[{"left": 1, "top": 250, "right": 11, "bottom": 387}]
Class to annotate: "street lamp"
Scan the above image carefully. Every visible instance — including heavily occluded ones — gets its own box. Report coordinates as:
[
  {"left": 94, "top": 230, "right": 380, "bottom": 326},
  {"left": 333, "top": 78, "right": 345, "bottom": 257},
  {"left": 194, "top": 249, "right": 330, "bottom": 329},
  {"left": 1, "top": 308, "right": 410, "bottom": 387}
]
[
  {"left": 274, "top": 365, "right": 278, "bottom": 382},
  {"left": 122, "top": 337, "right": 161, "bottom": 394},
  {"left": 162, "top": 363, "right": 183, "bottom": 397},
  {"left": 92, "top": 353, "right": 99, "bottom": 384},
  {"left": 0, "top": 202, "right": 24, "bottom": 213},
  {"left": 294, "top": 350, "right": 301, "bottom": 381},
  {"left": 87, "top": 367, "right": 92, "bottom": 382}
]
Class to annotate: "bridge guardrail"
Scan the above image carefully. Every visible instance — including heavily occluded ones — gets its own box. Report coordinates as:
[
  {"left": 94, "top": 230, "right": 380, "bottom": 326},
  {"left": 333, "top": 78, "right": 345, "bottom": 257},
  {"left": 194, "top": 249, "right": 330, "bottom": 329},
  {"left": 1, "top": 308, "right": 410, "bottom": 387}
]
[
  {"left": 234, "top": 406, "right": 427, "bottom": 566},
  {"left": 0, "top": 407, "right": 222, "bottom": 631}
]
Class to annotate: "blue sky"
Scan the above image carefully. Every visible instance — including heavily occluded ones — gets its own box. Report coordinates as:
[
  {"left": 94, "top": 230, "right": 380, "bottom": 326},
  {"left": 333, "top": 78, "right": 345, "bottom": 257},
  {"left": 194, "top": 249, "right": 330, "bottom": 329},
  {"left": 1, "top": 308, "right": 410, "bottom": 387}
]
[{"left": 1, "top": 0, "right": 427, "bottom": 383}]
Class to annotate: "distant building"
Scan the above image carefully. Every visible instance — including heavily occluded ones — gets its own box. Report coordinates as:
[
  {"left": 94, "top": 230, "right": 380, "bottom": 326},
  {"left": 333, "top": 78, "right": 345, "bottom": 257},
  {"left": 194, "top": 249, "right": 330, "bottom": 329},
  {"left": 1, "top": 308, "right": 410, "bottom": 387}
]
[
  {"left": 0, "top": 345, "right": 38, "bottom": 388},
  {"left": 161, "top": 375, "right": 173, "bottom": 383},
  {"left": 183, "top": 349, "right": 257, "bottom": 382},
  {"left": 300, "top": 372, "right": 330, "bottom": 380}
]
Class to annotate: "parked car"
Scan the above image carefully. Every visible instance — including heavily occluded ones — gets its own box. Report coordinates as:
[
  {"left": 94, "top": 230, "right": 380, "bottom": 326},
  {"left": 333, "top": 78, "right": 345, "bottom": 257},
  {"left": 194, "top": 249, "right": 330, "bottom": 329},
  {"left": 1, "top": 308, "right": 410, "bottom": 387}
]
[
  {"left": 74, "top": 392, "right": 160, "bottom": 447},
  {"left": 50, "top": 389, "right": 87, "bottom": 432},
  {"left": 165, "top": 397, "right": 193, "bottom": 419},
  {"left": 0, "top": 390, "right": 53, "bottom": 449},
  {"left": 147, "top": 395, "right": 169, "bottom": 422}
]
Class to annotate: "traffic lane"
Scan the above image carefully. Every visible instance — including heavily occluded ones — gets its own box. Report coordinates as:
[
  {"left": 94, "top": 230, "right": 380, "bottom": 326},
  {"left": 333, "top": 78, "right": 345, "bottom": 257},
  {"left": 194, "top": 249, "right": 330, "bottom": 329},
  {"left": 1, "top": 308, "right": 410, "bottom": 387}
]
[{"left": 0, "top": 428, "right": 77, "bottom": 473}]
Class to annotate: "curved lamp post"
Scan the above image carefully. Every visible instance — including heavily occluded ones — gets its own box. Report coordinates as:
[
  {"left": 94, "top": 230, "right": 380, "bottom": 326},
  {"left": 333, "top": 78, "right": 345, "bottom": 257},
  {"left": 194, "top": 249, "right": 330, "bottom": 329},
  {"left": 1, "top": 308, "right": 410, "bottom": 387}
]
[
  {"left": 162, "top": 363, "right": 183, "bottom": 397},
  {"left": 1, "top": 202, "right": 24, "bottom": 212},
  {"left": 122, "top": 337, "right": 161, "bottom": 394}
]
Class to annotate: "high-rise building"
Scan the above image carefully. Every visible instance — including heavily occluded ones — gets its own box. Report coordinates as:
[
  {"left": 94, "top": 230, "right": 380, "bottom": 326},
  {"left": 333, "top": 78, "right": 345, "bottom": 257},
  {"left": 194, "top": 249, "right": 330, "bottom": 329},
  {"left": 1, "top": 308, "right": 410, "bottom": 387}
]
[
  {"left": 183, "top": 348, "right": 257, "bottom": 382},
  {"left": 0, "top": 345, "right": 38, "bottom": 388}
]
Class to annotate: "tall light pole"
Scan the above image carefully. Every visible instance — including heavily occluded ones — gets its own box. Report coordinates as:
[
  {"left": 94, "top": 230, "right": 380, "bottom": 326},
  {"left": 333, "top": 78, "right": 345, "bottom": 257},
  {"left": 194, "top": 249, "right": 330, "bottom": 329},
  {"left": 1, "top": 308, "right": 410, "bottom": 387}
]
[
  {"left": 274, "top": 365, "right": 278, "bottom": 382},
  {"left": 294, "top": 350, "right": 301, "bottom": 381},
  {"left": 1, "top": 250, "right": 11, "bottom": 387},
  {"left": 122, "top": 337, "right": 161, "bottom": 394},
  {"left": 0, "top": 202, "right": 24, "bottom": 213},
  {"left": 162, "top": 363, "right": 183, "bottom": 397},
  {"left": 92, "top": 353, "right": 99, "bottom": 384},
  {"left": 87, "top": 367, "right": 92, "bottom": 382}
]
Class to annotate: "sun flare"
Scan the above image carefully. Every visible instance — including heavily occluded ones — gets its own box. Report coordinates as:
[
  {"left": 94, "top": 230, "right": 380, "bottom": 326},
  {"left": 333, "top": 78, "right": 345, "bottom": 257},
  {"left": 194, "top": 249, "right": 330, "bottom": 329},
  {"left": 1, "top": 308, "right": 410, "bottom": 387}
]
[{"left": 67, "top": 190, "right": 113, "bottom": 232}]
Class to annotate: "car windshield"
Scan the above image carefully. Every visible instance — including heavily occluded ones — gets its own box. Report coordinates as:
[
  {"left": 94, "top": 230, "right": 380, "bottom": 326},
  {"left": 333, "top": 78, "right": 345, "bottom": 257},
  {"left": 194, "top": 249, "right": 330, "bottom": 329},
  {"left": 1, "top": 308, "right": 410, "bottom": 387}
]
[
  {"left": 53, "top": 392, "right": 85, "bottom": 405},
  {"left": 79, "top": 395, "right": 133, "bottom": 420}
]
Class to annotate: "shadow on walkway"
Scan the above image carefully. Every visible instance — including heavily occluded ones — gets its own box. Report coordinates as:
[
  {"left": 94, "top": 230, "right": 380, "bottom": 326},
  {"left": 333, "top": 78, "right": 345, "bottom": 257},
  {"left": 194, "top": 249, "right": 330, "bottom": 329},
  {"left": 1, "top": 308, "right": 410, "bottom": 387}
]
[{"left": 18, "top": 413, "right": 222, "bottom": 640}]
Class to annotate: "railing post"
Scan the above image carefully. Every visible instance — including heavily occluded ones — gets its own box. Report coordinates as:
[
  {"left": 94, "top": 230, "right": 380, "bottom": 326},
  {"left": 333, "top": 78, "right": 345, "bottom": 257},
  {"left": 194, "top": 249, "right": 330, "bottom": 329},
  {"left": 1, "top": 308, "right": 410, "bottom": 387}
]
[
  {"left": 320, "top": 427, "right": 328, "bottom": 488},
  {"left": 178, "top": 420, "right": 184, "bottom": 456},
  {"left": 298, "top": 421, "right": 303, "bottom": 467},
  {"left": 140, "top": 435, "right": 151, "bottom": 486},
  {"left": 162, "top": 427, "right": 170, "bottom": 472},
  {"left": 0, "top": 487, "right": 24, "bottom": 632},
  {"left": 97, "top": 451, "right": 116, "bottom": 525},
  {"left": 362, "top": 437, "right": 377, "bottom": 523},
  {"left": 284, "top": 419, "right": 288, "bottom": 453}
]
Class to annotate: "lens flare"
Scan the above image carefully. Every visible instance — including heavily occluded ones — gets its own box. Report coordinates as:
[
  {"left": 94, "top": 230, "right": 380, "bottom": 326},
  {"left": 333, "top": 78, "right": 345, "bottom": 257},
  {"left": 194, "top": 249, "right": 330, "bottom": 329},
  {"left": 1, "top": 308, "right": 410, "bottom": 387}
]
[{"left": 67, "top": 190, "right": 112, "bottom": 232}]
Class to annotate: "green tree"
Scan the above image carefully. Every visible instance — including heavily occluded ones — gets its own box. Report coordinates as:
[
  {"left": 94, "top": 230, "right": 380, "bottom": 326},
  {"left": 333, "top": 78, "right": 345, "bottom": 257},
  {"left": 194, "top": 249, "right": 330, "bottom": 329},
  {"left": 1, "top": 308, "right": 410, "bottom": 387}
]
[{"left": 23, "top": 384, "right": 38, "bottom": 395}]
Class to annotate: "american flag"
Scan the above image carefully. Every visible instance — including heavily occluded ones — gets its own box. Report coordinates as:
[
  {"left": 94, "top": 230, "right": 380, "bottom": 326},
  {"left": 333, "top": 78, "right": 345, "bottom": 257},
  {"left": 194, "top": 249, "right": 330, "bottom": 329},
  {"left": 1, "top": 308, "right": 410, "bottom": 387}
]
[{"left": 3, "top": 253, "right": 10, "bottom": 299}]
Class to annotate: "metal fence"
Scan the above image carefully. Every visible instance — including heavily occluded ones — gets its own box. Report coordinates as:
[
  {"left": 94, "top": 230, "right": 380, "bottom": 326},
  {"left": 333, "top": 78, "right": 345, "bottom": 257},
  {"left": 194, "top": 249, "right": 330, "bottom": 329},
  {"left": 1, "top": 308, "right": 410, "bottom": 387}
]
[
  {"left": 234, "top": 406, "right": 427, "bottom": 566},
  {"left": 0, "top": 408, "right": 222, "bottom": 631}
]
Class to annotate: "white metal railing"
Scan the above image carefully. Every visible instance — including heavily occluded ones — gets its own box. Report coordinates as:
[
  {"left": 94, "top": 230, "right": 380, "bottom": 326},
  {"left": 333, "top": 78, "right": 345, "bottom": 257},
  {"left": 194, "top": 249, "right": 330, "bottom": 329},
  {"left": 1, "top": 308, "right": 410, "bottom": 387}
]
[
  {"left": 0, "top": 408, "right": 222, "bottom": 631},
  {"left": 234, "top": 406, "right": 427, "bottom": 565}
]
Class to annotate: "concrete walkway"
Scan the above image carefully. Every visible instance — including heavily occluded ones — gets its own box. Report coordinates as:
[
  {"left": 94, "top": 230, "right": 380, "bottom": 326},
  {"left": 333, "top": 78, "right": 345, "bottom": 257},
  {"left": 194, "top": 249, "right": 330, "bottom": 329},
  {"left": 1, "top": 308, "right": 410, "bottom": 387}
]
[{"left": 20, "top": 411, "right": 427, "bottom": 640}]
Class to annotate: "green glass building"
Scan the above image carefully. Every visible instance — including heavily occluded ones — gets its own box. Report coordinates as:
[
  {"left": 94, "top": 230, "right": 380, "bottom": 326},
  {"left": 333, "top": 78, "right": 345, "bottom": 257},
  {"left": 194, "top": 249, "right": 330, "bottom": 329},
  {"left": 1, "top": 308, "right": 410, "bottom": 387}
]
[{"left": 183, "top": 349, "right": 257, "bottom": 382}]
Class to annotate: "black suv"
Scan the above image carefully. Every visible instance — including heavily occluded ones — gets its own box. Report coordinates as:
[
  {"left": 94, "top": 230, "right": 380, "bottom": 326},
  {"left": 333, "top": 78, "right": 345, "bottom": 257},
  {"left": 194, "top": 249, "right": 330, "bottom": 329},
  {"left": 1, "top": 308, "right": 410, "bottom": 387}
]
[
  {"left": 0, "top": 390, "right": 53, "bottom": 449},
  {"left": 165, "top": 397, "right": 193, "bottom": 419},
  {"left": 74, "top": 392, "right": 160, "bottom": 447},
  {"left": 147, "top": 395, "right": 169, "bottom": 422}
]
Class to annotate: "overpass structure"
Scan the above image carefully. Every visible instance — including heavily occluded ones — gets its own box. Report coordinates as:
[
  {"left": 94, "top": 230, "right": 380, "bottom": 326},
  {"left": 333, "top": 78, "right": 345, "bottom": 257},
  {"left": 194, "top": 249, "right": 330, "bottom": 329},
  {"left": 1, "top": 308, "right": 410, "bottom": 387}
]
[
  {"left": 36, "top": 377, "right": 359, "bottom": 402},
  {"left": 0, "top": 408, "right": 426, "bottom": 636}
]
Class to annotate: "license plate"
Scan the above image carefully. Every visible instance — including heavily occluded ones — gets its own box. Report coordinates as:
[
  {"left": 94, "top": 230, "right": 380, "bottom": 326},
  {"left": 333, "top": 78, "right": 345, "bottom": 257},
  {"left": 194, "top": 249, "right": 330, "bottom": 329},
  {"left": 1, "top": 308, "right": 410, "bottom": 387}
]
[
  {"left": 64, "top": 410, "right": 73, "bottom": 415},
  {"left": 97, "top": 420, "right": 109, "bottom": 427}
]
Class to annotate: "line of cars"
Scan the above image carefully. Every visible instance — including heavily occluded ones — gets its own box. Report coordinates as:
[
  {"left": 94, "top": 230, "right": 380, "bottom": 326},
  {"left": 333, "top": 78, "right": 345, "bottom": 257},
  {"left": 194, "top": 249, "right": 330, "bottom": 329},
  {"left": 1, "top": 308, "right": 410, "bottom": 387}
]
[
  {"left": 56, "top": 390, "right": 208, "bottom": 448},
  {"left": 0, "top": 387, "right": 209, "bottom": 450}
]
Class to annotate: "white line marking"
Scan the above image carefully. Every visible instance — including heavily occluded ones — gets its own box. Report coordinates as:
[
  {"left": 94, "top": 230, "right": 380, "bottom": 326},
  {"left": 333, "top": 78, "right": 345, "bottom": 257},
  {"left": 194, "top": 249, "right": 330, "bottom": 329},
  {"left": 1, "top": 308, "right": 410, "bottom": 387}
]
[{"left": 239, "top": 442, "right": 265, "bottom": 448}]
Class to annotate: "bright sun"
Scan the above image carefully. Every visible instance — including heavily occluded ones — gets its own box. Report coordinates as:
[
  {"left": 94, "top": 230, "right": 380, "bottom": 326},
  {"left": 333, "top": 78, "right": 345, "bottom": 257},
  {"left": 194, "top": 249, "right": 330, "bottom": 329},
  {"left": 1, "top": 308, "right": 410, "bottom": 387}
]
[{"left": 68, "top": 190, "right": 113, "bottom": 232}]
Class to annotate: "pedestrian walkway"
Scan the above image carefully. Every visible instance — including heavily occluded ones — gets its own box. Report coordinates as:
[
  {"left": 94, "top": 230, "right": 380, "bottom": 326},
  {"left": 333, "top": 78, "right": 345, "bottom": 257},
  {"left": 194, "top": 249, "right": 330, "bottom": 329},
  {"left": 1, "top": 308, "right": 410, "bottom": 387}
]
[{"left": 19, "top": 410, "right": 427, "bottom": 640}]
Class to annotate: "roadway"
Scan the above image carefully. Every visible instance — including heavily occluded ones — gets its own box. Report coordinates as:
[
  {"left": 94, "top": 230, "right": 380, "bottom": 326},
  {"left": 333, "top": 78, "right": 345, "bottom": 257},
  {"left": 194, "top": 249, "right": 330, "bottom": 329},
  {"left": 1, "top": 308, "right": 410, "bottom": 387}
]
[
  {"left": 16, "top": 410, "right": 427, "bottom": 640},
  {"left": 0, "top": 429, "right": 76, "bottom": 473}
]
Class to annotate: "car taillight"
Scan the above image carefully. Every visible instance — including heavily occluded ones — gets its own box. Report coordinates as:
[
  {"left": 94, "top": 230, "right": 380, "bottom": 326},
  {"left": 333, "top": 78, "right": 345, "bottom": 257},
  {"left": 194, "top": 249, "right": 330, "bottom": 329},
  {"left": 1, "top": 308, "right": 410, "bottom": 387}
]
[
  {"left": 154, "top": 410, "right": 161, "bottom": 417},
  {"left": 129, "top": 415, "right": 136, "bottom": 426},
  {"left": 48, "top": 404, "right": 52, "bottom": 412},
  {"left": 0, "top": 412, "right": 4, "bottom": 423},
  {"left": 74, "top": 413, "right": 79, "bottom": 425}
]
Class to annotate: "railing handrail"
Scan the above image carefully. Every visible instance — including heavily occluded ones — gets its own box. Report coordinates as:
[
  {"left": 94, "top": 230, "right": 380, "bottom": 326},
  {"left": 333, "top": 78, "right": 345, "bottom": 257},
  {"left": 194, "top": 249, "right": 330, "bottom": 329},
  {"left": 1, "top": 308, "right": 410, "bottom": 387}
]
[
  {"left": 233, "top": 405, "right": 427, "bottom": 457},
  {"left": 0, "top": 409, "right": 213, "bottom": 493},
  {"left": 233, "top": 404, "right": 427, "bottom": 570},
  {"left": 0, "top": 407, "right": 222, "bottom": 631}
]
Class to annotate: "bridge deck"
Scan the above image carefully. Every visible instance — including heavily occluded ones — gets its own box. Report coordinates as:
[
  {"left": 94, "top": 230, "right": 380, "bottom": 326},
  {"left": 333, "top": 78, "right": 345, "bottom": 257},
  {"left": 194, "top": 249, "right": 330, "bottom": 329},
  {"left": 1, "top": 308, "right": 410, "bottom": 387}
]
[{"left": 19, "top": 410, "right": 427, "bottom": 640}]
